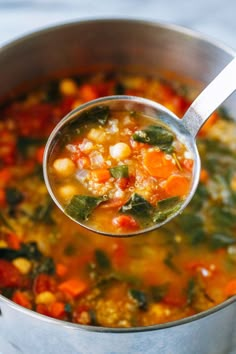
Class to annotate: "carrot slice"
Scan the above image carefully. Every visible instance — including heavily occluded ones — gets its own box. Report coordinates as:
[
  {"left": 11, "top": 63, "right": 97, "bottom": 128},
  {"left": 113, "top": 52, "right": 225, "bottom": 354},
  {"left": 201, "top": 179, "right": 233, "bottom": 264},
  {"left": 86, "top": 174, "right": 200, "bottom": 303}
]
[
  {"left": 56, "top": 263, "right": 68, "bottom": 277},
  {"left": 50, "top": 301, "right": 65, "bottom": 319},
  {"left": 143, "top": 150, "right": 176, "bottom": 178},
  {"left": 90, "top": 169, "right": 111, "bottom": 183},
  {"left": 12, "top": 291, "right": 32, "bottom": 309},
  {"left": 58, "top": 278, "right": 87, "bottom": 297},
  {"left": 165, "top": 174, "right": 190, "bottom": 196},
  {"left": 224, "top": 279, "right": 236, "bottom": 297}
]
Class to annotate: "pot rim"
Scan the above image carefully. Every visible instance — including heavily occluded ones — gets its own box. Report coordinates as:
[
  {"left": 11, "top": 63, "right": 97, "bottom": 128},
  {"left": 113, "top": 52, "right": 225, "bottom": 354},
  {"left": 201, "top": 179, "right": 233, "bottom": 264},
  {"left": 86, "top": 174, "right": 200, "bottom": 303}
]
[{"left": 0, "top": 17, "right": 236, "bottom": 333}]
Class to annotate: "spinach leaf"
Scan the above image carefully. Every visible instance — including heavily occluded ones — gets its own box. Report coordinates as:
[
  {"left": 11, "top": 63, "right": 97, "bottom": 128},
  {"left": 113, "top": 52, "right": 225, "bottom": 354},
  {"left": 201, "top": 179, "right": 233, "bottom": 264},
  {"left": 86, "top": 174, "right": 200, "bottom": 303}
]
[
  {"left": 32, "top": 256, "right": 55, "bottom": 276},
  {"left": 43, "top": 81, "right": 61, "bottom": 103},
  {"left": 109, "top": 165, "right": 129, "bottom": 178},
  {"left": 150, "top": 283, "right": 169, "bottom": 302},
  {"left": 114, "top": 82, "right": 125, "bottom": 95},
  {"left": 121, "top": 193, "right": 153, "bottom": 218},
  {"left": 0, "top": 241, "right": 42, "bottom": 261},
  {"left": 17, "top": 136, "right": 46, "bottom": 157},
  {"left": 0, "top": 211, "right": 14, "bottom": 231},
  {"left": 178, "top": 213, "right": 206, "bottom": 245},
  {"left": 153, "top": 199, "right": 182, "bottom": 223},
  {"left": 80, "top": 105, "right": 110, "bottom": 126},
  {"left": 186, "top": 277, "right": 197, "bottom": 305},
  {"left": 65, "top": 195, "right": 105, "bottom": 221},
  {"left": 210, "top": 233, "right": 236, "bottom": 250},
  {"left": 95, "top": 249, "right": 111, "bottom": 269},
  {"left": 163, "top": 252, "right": 180, "bottom": 274},
  {"left": 132, "top": 125, "right": 174, "bottom": 151},
  {"left": 31, "top": 198, "right": 54, "bottom": 224},
  {"left": 129, "top": 289, "right": 148, "bottom": 310},
  {"left": 5, "top": 187, "right": 24, "bottom": 206},
  {"left": 210, "top": 206, "right": 236, "bottom": 230},
  {"left": 189, "top": 183, "right": 209, "bottom": 211}
]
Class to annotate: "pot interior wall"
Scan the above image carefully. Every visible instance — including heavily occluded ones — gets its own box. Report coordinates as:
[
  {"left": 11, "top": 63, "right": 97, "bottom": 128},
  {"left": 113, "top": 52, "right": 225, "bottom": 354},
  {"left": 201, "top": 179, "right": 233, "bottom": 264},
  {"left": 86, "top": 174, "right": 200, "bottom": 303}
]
[{"left": 0, "top": 19, "right": 234, "bottom": 109}]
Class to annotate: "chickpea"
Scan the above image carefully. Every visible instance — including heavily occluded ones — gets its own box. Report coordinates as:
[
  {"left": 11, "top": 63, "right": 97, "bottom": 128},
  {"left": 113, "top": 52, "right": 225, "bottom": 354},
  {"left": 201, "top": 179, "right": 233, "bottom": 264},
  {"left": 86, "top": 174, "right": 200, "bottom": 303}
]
[
  {"left": 59, "top": 79, "right": 77, "bottom": 96},
  {"left": 13, "top": 258, "right": 32, "bottom": 275},
  {"left": 59, "top": 184, "right": 77, "bottom": 200},
  {"left": 35, "top": 291, "right": 56, "bottom": 305},
  {"left": 109, "top": 142, "right": 131, "bottom": 160},
  {"left": 53, "top": 158, "right": 76, "bottom": 178}
]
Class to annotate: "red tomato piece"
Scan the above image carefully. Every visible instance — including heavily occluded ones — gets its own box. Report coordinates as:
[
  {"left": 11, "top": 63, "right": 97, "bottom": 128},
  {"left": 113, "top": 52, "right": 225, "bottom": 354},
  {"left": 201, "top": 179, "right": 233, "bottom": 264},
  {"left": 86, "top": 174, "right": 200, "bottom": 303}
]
[{"left": 0, "top": 260, "right": 22, "bottom": 288}]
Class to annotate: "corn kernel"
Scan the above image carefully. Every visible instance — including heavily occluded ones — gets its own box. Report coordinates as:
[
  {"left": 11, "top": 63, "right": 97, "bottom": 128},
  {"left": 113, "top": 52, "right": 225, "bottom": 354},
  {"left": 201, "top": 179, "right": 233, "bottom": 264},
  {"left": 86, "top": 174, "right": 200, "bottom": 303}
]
[
  {"left": 0, "top": 240, "right": 8, "bottom": 248},
  {"left": 13, "top": 257, "right": 32, "bottom": 274},
  {"left": 59, "top": 79, "right": 77, "bottom": 96},
  {"left": 53, "top": 158, "right": 76, "bottom": 178},
  {"left": 109, "top": 143, "right": 131, "bottom": 160},
  {"left": 35, "top": 291, "right": 56, "bottom": 305}
]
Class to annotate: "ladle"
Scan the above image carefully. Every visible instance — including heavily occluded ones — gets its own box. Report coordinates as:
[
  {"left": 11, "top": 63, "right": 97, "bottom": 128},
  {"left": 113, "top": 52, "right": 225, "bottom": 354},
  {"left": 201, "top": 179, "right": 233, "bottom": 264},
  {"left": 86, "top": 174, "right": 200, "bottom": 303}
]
[{"left": 43, "top": 57, "right": 236, "bottom": 236}]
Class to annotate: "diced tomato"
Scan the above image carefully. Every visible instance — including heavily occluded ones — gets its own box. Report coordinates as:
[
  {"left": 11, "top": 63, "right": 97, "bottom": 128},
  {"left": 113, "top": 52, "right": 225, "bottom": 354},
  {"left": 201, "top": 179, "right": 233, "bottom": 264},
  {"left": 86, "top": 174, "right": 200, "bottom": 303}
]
[
  {"left": 116, "top": 177, "right": 130, "bottom": 190},
  {"left": 73, "top": 304, "right": 92, "bottom": 325},
  {"left": 12, "top": 291, "right": 32, "bottom": 309},
  {"left": 33, "top": 274, "right": 56, "bottom": 294},
  {"left": 36, "top": 303, "right": 51, "bottom": 317},
  {"left": 58, "top": 278, "right": 88, "bottom": 298},
  {"left": 36, "top": 146, "right": 45, "bottom": 164},
  {"left": 112, "top": 215, "right": 139, "bottom": 230},
  {"left": 0, "top": 260, "right": 22, "bottom": 288},
  {"left": 6, "top": 233, "right": 21, "bottom": 250},
  {"left": 100, "top": 198, "right": 125, "bottom": 209},
  {"left": 50, "top": 301, "right": 66, "bottom": 319}
]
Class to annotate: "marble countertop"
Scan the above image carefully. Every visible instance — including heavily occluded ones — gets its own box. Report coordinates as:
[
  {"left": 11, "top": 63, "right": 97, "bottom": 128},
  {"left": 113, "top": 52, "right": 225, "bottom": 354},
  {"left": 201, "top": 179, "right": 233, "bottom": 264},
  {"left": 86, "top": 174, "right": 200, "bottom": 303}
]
[{"left": 0, "top": 0, "right": 236, "bottom": 52}]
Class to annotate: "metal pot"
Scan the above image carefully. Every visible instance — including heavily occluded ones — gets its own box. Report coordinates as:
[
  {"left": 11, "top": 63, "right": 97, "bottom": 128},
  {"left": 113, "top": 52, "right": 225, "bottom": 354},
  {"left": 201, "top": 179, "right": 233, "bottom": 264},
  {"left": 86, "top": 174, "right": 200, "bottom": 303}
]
[{"left": 0, "top": 19, "right": 236, "bottom": 354}]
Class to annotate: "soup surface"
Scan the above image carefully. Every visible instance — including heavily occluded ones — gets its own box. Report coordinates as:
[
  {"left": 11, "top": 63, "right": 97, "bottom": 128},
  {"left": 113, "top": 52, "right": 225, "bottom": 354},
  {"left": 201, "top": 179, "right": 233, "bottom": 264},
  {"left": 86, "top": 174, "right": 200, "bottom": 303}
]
[
  {"left": 48, "top": 107, "right": 193, "bottom": 234},
  {"left": 0, "top": 73, "right": 236, "bottom": 327}
]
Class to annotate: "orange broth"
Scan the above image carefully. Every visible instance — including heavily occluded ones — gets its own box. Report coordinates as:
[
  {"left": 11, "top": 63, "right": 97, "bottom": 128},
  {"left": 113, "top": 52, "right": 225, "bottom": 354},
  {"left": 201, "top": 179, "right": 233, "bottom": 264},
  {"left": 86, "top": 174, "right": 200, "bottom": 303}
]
[{"left": 0, "top": 73, "right": 235, "bottom": 327}]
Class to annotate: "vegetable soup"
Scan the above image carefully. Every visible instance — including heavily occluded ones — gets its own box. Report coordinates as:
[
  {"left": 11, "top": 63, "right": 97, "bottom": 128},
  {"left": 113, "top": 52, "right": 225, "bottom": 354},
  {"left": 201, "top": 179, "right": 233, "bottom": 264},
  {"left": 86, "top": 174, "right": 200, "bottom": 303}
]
[
  {"left": 0, "top": 73, "right": 236, "bottom": 327},
  {"left": 47, "top": 106, "right": 193, "bottom": 234}
]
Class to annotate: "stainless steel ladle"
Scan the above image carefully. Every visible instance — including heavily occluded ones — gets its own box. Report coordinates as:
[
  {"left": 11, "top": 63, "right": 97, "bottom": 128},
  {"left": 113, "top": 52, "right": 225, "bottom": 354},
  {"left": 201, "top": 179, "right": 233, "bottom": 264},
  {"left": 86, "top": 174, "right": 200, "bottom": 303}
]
[{"left": 43, "top": 57, "right": 236, "bottom": 237}]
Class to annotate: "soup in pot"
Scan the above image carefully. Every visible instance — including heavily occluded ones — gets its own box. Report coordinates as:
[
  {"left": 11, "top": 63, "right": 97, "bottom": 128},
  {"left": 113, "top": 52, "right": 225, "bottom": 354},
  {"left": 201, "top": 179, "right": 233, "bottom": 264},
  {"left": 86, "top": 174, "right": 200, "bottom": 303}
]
[{"left": 0, "top": 72, "right": 236, "bottom": 327}]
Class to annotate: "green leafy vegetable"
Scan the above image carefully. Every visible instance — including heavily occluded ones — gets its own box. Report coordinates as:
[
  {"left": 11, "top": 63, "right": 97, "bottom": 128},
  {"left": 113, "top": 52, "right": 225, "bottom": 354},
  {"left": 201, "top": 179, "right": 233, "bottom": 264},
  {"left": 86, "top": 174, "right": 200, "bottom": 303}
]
[
  {"left": 132, "top": 125, "right": 174, "bottom": 151},
  {"left": 17, "top": 136, "right": 46, "bottom": 157},
  {"left": 32, "top": 257, "right": 55, "bottom": 276},
  {"left": 5, "top": 187, "right": 24, "bottom": 206},
  {"left": 80, "top": 105, "right": 110, "bottom": 126},
  {"left": 0, "top": 211, "right": 14, "bottom": 231},
  {"left": 178, "top": 213, "right": 206, "bottom": 245},
  {"left": 109, "top": 165, "right": 129, "bottom": 178},
  {"left": 210, "top": 233, "right": 236, "bottom": 250},
  {"left": 121, "top": 193, "right": 153, "bottom": 218},
  {"left": 0, "top": 242, "right": 42, "bottom": 261},
  {"left": 186, "top": 277, "right": 197, "bottom": 305},
  {"left": 129, "top": 289, "right": 148, "bottom": 310},
  {"left": 150, "top": 283, "right": 169, "bottom": 302},
  {"left": 31, "top": 198, "right": 54, "bottom": 224},
  {"left": 163, "top": 252, "right": 180, "bottom": 274},
  {"left": 153, "top": 200, "right": 182, "bottom": 223},
  {"left": 95, "top": 249, "right": 111, "bottom": 269},
  {"left": 158, "top": 196, "right": 180, "bottom": 209},
  {"left": 65, "top": 195, "right": 105, "bottom": 221}
]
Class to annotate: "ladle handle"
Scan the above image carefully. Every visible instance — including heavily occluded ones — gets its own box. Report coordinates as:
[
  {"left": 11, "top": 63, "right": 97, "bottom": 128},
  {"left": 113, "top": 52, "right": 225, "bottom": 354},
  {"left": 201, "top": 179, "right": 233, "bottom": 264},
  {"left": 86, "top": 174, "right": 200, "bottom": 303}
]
[{"left": 181, "top": 57, "right": 236, "bottom": 138}]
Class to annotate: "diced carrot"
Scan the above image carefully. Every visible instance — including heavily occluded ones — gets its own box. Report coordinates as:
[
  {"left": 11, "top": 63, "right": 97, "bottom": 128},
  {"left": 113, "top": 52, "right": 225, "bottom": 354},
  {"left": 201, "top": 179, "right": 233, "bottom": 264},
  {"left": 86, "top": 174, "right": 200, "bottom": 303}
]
[
  {"left": 80, "top": 84, "right": 99, "bottom": 102},
  {"left": 198, "top": 111, "right": 218, "bottom": 136},
  {"left": 112, "top": 215, "right": 139, "bottom": 230},
  {"left": 90, "top": 169, "right": 111, "bottom": 183},
  {"left": 143, "top": 150, "right": 176, "bottom": 178},
  {"left": 58, "top": 278, "right": 87, "bottom": 297},
  {"left": 36, "top": 303, "right": 51, "bottom": 317},
  {"left": 36, "top": 146, "right": 45, "bottom": 164},
  {"left": 12, "top": 291, "right": 32, "bottom": 309},
  {"left": 50, "top": 301, "right": 66, "bottom": 319},
  {"left": 224, "top": 279, "right": 236, "bottom": 297},
  {"left": 7, "top": 233, "right": 21, "bottom": 250},
  {"left": 56, "top": 263, "right": 68, "bottom": 277},
  {"left": 200, "top": 169, "right": 209, "bottom": 183},
  {"left": 164, "top": 174, "right": 190, "bottom": 196}
]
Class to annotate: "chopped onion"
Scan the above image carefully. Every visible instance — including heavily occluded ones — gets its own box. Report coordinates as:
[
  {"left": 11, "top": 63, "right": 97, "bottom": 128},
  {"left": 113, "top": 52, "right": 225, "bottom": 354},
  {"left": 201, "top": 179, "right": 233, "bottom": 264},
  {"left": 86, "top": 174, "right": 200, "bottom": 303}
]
[
  {"left": 75, "top": 169, "right": 89, "bottom": 182},
  {"left": 89, "top": 151, "right": 104, "bottom": 167}
]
